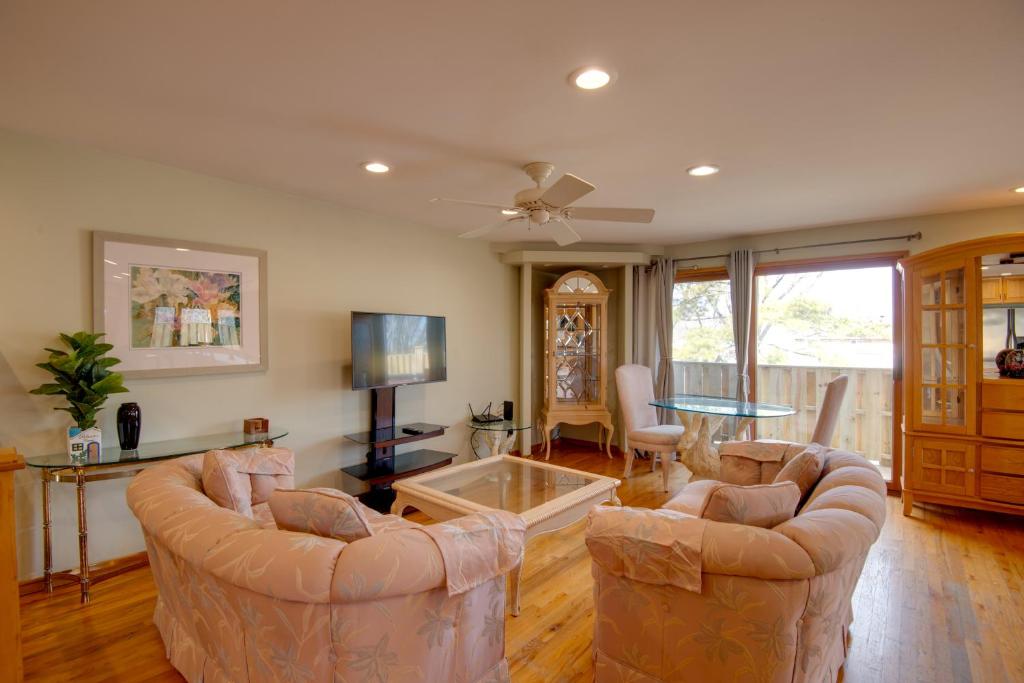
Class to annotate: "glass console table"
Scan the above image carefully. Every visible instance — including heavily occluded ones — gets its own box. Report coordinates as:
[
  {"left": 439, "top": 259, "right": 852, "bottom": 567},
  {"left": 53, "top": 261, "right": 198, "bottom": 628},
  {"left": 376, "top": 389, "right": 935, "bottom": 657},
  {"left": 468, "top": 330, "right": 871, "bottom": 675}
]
[
  {"left": 468, "top": 420, "right": 531, "bottom": 458},
  {"left": 649, "top": 394, "right": 795, "bottom": 475},
  {"left": 25, "top": 427, "right": 288, "bottom": 603}
]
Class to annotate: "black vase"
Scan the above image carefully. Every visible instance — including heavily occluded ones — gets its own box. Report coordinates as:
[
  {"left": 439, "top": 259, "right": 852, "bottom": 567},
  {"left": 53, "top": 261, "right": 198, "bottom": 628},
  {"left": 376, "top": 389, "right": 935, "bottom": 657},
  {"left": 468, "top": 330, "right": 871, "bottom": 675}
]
[{"left": 117, "top": 402, "right": 142, "bottom": 450}]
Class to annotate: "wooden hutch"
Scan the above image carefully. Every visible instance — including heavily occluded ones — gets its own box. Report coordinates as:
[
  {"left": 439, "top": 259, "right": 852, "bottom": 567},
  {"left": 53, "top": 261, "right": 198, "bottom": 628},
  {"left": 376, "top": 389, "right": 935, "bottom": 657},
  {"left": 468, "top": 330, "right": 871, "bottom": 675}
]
[
  {"left": 539, "top": 270, "right": 614, "bottom": 460},
  {"left": 900, "top": 234, "right": 1024, "bottom": 516}
]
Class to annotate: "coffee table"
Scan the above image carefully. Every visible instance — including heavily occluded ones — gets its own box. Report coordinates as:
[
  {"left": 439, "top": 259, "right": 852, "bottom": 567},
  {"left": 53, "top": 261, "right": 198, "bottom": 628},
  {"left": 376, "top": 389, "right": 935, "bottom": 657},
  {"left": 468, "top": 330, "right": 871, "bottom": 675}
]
[{"left": 391, "top": 455, "right": 621, "bottom": 616}]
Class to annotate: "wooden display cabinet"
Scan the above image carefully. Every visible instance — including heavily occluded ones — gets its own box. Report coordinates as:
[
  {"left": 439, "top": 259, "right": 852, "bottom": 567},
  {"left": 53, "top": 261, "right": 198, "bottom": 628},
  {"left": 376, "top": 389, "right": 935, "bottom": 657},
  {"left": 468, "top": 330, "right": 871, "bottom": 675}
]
[
  {"left": 538, "top": 270, "right": 614, "bottom": 460},
  {"left": 900, "top": 235, "right": 1024, "bottom": 517}
]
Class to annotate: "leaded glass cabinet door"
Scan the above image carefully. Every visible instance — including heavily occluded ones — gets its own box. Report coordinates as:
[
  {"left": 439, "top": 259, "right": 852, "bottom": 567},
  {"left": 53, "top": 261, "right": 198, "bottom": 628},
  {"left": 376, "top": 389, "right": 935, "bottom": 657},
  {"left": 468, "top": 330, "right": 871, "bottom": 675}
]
[
  {"left": 911, "top": 257, "right": 977, "bottom": 435},
  {"left": 554, "top": 300, "right": 600, "bottom": 403},
  {"left": 544, "top": 271, "right": 610, "bottom": 414}
]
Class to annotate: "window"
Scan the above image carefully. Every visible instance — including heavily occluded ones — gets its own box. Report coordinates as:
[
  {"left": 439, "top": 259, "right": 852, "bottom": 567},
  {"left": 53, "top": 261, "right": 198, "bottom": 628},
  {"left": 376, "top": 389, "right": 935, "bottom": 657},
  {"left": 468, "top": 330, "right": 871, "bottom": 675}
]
[
  {"left": 673, "top": 257, "right": 902, "bottom": 485},
  {"left": 755, "top": 267, "right": 895, "bottom": 480},
  {"left": 672, "top": 278, "right": 739, "bottom": 435}
]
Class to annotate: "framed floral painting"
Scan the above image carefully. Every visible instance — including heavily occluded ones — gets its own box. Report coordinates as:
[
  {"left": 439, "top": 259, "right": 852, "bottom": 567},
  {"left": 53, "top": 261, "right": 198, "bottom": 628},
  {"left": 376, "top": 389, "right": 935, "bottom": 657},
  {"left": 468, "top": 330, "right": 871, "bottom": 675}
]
[{"left": 93, "top": 232, "right": 267, "bottom": 378}]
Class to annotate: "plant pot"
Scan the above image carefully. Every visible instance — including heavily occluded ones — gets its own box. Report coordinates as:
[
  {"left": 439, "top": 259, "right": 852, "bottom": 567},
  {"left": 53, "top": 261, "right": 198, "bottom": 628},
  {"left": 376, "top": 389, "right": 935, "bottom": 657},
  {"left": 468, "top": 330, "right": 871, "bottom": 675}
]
[
  {"left": 68, "top": 426, "right": 102, "bottom": 461},
  {"left": 117, "top": 402, "right": 142, "bottom": 450}
]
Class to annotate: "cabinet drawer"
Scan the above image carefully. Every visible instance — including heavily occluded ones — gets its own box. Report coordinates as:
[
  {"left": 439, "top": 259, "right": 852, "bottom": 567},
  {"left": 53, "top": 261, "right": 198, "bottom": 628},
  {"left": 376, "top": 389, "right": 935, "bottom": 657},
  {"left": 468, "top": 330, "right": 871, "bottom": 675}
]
[
  {"left": 981, "top": 411, "right": 1024, "bottom": 440},
  {"left": 982, "top": 382, "right": 1024, "bottom": 412},
  {"left": 979, "top": 473, "right": 1024, "bottom": 505},
  {"left": 981, "top": 445, "right": 1024, "bottom": 476}
]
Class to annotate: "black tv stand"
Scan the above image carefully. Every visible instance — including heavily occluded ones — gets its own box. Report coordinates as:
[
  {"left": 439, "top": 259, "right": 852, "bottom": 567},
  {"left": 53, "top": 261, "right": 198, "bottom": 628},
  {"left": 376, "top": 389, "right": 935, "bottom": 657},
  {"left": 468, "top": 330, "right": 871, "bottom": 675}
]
[{"left": 341, "top": 386, "right": 453, "bottom": 512}]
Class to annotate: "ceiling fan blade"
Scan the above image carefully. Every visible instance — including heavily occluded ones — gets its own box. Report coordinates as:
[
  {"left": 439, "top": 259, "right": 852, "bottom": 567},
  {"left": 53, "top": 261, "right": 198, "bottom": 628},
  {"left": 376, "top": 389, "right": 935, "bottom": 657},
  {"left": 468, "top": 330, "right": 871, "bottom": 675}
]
[
  {"left": 568, "top": 207, "right": 655, "bottom": 223},
  {"left": 539, "top": 173, "right": 595, "bottom": 208},
  {"left": 548, "top": 217, "right": 582, "bottom": 247},
  {"left": 431, "top": 197, "right": 519, "bottom": 211},
  {"left": 458, "top": 216, "right": 524, "bottom": 240}
]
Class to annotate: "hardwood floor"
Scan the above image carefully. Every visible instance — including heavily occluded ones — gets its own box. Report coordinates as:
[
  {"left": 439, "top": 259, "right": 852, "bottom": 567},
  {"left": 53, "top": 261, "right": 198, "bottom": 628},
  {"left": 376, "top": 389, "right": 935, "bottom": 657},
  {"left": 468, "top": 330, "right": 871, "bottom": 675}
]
[{"left": 20, "top": 444, "right": 1024, "bottom": 682}]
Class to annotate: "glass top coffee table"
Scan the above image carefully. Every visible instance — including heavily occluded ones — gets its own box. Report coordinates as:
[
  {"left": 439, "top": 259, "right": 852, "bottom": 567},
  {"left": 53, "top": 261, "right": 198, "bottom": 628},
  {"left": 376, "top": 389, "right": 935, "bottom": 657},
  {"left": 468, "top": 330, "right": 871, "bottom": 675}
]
[{"left": 391, "top": 454, "right": 620, "bottom": 616}]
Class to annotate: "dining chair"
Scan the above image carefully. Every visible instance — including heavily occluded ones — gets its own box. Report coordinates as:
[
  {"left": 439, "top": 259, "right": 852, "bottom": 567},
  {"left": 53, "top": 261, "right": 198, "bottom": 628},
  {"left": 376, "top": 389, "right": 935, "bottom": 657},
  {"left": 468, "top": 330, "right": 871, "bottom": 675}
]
[
  {"left": 615, "top": 364, "right": 686, "bottom": 491},
  {"left": 811, "top": 374, "right": 848, "bottom": 446}
]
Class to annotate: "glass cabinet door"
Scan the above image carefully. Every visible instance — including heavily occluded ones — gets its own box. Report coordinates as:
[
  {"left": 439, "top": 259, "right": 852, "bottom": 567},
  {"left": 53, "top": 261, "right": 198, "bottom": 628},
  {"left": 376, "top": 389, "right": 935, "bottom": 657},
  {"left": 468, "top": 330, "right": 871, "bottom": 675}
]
[
  {"left": 916, "top": 263, "right": 974, "bottom": 432},
  {"left": 553, "top": 301, "right": 601, "bottom": 403}
]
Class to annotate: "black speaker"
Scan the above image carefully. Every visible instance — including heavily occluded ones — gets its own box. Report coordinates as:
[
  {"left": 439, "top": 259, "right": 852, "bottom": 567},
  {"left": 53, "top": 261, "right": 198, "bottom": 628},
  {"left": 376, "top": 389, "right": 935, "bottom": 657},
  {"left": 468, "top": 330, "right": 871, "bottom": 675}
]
[{"left": 502, "top": 400, "right": 514, "bottom": 421}]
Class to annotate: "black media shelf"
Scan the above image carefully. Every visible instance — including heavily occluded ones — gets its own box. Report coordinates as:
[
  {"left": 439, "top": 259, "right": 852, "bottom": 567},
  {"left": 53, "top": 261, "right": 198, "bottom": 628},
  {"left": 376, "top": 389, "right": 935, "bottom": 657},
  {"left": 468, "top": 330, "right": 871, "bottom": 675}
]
[
  {"left": 341, "top": 386, "right": 452, "bottom": 512},
  {"left": 341, "top": 448, "right": 453, "bottom": 485},
  {"left": 343, "top": 422, "right": 447, "bottom": 447}
]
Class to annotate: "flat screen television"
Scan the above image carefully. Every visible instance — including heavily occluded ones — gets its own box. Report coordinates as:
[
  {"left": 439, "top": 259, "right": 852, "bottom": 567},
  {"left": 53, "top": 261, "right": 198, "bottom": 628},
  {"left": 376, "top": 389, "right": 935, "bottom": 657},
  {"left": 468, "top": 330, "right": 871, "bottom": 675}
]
[{"left": 351, "top": 312, "right": 447, "bottom": 390}]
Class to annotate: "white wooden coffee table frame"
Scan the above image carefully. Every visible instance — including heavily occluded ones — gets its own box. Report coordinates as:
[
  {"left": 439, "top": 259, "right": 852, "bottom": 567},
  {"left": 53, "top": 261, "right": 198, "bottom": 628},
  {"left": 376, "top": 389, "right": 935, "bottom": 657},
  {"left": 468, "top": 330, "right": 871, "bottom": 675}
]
[{"left": 391, "top": 454, "right": 621, "bottom": 616}]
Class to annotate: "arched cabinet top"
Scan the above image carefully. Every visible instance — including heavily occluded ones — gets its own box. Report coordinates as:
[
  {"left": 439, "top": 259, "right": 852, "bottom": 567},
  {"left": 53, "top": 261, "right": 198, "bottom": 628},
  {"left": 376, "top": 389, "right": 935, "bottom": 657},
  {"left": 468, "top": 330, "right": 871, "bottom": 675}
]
[
  {"left": 900, "top": 233, "right": 1024, "bottom": 270},
  {"left": 546, "top": 270, "right": 610, "bottom": 297}
]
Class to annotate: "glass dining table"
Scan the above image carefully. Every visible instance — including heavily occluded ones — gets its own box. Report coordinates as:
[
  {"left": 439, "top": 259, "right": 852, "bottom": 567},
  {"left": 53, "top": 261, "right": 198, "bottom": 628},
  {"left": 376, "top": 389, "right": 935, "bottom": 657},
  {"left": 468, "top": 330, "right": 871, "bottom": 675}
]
[{"left": 649, "top": 394, "right": 795, "bottom": 475}]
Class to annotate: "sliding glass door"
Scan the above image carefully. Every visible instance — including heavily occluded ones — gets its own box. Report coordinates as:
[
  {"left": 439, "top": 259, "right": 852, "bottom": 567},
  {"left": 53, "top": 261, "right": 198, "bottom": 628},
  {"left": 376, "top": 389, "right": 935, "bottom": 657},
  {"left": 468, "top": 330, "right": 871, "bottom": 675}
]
[
  {"left": 673, "top": 256, "right": 902, "bottom": 487},
  {"left": 754, "top": 264, "right": 899, "bottom": 483}
]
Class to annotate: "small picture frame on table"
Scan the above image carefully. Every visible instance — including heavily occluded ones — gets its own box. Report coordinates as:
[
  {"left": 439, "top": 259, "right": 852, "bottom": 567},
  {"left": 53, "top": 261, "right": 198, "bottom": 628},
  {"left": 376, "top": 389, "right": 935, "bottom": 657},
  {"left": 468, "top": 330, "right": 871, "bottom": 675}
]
[{"left": 93, "top": 231, "right": 268, "bottom": 378}]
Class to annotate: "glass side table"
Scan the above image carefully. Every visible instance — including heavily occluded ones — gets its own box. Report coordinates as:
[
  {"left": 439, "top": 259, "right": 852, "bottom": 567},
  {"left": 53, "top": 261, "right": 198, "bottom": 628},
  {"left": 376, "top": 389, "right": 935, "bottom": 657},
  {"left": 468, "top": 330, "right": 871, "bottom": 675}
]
[
  {"left": 24, "top": 428, "right": 287, "bottom": 604},
  {"left": 468, "top": 420, "right": 531, "bottom": 458}
]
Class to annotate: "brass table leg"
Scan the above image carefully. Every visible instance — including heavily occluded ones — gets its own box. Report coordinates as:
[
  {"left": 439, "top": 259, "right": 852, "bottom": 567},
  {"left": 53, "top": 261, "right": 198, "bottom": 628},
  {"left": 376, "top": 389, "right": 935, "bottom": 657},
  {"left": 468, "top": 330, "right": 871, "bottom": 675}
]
[
  {"left": 42, "top": 473, "right": 52, "bottom": 593},
  {"left": 75, "top": 468, "right": 90, "bottom": 604}
]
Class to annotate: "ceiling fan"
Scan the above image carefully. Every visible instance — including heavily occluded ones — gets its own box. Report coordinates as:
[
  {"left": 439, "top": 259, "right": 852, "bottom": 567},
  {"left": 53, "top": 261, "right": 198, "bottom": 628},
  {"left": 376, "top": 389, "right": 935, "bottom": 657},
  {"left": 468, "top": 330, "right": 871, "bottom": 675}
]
[{"left": 431, "top": 162, "right": 655, "bottom": 246}]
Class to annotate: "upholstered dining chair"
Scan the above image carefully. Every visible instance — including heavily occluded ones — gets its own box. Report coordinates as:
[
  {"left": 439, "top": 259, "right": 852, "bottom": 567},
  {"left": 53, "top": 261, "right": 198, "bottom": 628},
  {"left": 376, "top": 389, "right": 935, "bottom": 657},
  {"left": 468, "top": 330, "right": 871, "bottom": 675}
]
[
  {"left": 811, "top": 374, "right": 848, "bottom": 446},
  {"left": 615, "top": 364, "right": 686, "bottom": 491}
]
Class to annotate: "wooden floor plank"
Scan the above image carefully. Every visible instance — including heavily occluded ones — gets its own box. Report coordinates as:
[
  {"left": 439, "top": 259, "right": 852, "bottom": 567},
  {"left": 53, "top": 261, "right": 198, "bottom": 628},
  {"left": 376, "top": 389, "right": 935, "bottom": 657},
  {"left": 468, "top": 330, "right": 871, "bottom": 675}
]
[{"left": 20, "top": 444, "right": 1024, "bottom": 682}]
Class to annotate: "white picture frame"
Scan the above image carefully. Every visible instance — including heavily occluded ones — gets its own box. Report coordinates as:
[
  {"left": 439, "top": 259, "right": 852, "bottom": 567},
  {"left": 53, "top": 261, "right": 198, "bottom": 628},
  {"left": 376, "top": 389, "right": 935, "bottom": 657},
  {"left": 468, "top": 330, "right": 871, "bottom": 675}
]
[{"left": 92, "top": 231, "right": 268, "bottom": 378}]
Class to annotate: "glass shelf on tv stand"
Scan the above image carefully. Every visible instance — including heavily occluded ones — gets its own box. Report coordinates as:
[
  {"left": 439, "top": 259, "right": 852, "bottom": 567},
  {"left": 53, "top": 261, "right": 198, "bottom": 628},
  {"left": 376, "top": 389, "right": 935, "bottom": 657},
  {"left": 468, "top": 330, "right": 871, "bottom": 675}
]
[{"left": 342, "top": 422, "right": 447, "bottom": 447}]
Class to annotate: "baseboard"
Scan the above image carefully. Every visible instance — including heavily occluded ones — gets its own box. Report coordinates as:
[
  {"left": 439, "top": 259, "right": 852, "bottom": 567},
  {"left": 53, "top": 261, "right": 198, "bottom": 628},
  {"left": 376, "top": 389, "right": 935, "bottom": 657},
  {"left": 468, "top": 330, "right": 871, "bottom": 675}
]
[
  {"left": 541, "top": 436, "right": 625, "bottom": 457},
  {"left": 19, "top": 551, "right": 150, "bottom": 597}
]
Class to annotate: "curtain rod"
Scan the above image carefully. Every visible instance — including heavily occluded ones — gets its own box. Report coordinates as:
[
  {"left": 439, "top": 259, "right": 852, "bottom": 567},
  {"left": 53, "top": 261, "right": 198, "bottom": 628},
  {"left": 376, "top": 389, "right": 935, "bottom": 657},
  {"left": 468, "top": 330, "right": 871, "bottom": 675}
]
[{"left": 673, "top": 231, "right": 922, "bottom": 266}]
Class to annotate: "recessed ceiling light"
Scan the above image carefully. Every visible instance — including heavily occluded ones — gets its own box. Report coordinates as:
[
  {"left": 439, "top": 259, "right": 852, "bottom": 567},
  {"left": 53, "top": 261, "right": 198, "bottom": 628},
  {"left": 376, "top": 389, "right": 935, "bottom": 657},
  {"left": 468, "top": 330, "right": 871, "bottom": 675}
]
[
  {"left": 175, "top": 247, "right": 190, "bottom": 252},
  {"left": 363, "top": 161, "right": 390, "bottom": 174},
  {"left": 570, "top": 67, "right": 613, "bottom": 90},
  {"left": 687, "top": 165, "right": 720, "bottom": 177},
  {"left": 1013, "top": 186, "right": 1024, "bottom": 193},
  {"left": 501, "top": 209, "right": 520, "bottom": 216}
]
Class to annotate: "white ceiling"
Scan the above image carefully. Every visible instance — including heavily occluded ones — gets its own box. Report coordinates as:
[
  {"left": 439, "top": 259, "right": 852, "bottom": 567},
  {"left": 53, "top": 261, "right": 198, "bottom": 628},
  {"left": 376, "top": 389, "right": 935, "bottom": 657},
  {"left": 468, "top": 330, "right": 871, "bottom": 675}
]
[{"left": 1, "top": 1, "right": 1022, "bottom": 245}]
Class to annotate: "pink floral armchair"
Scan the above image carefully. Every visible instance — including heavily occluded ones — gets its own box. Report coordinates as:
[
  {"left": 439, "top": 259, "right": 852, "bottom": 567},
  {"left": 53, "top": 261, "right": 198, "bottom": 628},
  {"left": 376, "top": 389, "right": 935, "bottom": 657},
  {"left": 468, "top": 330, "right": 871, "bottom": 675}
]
[
  {"left": 126, "top": 451, "right": 525, "bottom": 683},
  {"left": 585, "top": 441, "right": 887, "bottom": 683}
]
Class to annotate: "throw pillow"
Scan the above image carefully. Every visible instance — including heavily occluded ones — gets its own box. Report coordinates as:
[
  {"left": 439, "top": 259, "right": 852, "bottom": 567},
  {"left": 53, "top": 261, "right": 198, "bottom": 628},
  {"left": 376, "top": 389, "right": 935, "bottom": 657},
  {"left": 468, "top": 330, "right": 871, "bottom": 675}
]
[
  {"left": 268, "top": 488, "right": 374, "bottom": 543},
  {"left": 773, "top": 443, "right": 827, "bottom": 501},
  {"left": 201, "top": 447, "right": 295, "bottom": 517},
  {"left": 697, "top": 481, "right": 801, "bottom": 528}
]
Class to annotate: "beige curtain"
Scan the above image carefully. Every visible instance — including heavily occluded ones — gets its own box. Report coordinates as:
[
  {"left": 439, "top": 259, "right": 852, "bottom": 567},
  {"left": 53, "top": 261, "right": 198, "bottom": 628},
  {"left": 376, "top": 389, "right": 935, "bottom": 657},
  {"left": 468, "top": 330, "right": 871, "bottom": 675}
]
[
  {"left": 634, "top": 258, "right": 676, "bottom": 423},
  {"left": 727, "top": 249, "right": 756, "bottom": 403}
]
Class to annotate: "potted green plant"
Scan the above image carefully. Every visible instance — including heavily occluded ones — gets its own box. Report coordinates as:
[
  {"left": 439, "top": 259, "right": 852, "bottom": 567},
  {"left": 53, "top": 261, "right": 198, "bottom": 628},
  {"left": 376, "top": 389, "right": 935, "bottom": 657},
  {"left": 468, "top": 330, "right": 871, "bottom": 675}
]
[{"left": 29, "top": 332, "right": 129, "bottom": 458}]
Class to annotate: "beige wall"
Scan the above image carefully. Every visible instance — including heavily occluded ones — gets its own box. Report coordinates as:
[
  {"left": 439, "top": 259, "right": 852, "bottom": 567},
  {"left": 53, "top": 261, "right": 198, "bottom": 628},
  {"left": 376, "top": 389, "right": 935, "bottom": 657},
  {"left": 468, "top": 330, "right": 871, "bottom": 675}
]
[
  {"left": 0, "top": 129, "right": 518, "bottom": 579},
  {"left": 667, "top": 205, "right": 1024, "bottom": 267}
]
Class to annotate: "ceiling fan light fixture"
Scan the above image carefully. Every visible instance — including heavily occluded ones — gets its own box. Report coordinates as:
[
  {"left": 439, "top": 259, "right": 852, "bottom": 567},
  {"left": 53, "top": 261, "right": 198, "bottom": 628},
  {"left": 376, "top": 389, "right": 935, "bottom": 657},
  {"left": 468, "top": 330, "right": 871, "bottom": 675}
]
[
  {"left": 570, "top": 66, "right": 613, "bottom": 90},
  {"left": 362, "top": 161, "right": 390, "bottom": 174},
  {"left": 1013, "top": 186, "right": 1024, "bottom": 193},
  {"left": 687, "top": 165, "right": 720, "bottom": 177}
]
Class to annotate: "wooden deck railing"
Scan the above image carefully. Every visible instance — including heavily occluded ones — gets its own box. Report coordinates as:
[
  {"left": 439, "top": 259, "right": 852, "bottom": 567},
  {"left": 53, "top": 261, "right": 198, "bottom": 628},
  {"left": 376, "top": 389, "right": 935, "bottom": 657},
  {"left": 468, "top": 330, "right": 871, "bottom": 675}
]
[{"left": 672, "top": 361, "right": 894, "bottom": 470}]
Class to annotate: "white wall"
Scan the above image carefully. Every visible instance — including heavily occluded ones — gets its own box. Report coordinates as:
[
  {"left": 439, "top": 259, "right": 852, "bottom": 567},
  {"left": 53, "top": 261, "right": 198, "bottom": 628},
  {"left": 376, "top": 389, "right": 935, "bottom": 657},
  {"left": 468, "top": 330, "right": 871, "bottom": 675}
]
[
  {"left": 666, "top": 205, "right": 1024, "bottom": 267},
  {"left": 0, "top": 129, "right": 518, "bottom": 579}
]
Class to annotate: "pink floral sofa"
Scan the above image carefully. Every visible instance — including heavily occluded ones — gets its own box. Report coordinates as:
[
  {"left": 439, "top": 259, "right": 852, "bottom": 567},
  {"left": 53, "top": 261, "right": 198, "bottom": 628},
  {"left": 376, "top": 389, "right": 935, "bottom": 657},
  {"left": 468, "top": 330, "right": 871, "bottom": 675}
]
[
  {"left": 126, "top": 451, "right": 525, "bottom": 683},
  {"left": 586, "top": 441, "right": 887, "bottom": 683}
]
